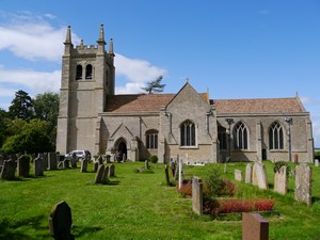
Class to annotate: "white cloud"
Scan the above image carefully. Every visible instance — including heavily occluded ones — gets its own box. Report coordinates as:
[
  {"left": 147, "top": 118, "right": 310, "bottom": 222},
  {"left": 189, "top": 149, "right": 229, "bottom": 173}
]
[
  {"left": 0, "top": 12, "right": 80, "bottom": 61},
  {"left": 115, "top": 53, "right": 167, "bottom": 94},
  {"left": 0, "top": 67, "right": 61, "bottom": 94}
]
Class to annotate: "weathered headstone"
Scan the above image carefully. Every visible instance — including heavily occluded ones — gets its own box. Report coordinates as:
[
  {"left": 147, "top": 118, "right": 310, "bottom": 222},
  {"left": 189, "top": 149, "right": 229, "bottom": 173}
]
[
  {"left": 0, "top": 160, "right": 16, "bottom": 180},
  {"left": 80, "top": 160, "right": 88, "bottom": 173},
  {"left": 164, "top": 165, "right": 170, "bottom": 186},
  {"left": 34, "top": 157, "right": 44, "bottom": 177},
  {"left": 252, "top": 162, "right": 268, "bottom": 190},
  {"left": 109, "top": 164, "right": 115, "bottom": 177},
  {"left": 274, "top": 166, "right": 287, "bottom": 195},
  {"left": 295, "top": 164, "right": 312, "bottom": 206},
  {"left": 234, "top": 169, "right": 242, "bottom": 182},
  {"left": 71, "top": 156, "right": 77, "bottom": 168},
  {"left": 17, "top": 155, "right": 30, "bottom": 177},
  {"left": 94, "top": 164, "right": 105, "bottom": 184},
  {"left": 242, "top": 212, "right": 269, "bottom": 240},
  {"left": 97, "top": 155, "right": 103, "bottom": 165},
  {"left": 93, "top": 162, "right": 99, "bottom": 172},
  {"left": 178, "top": 158, "right": 183, "bottom": 189},
  {"left": 101, "top": 166, "right": 109, "bottom": 183},
  {"left": 48, "top": 152, "right": 57, "bottom": 170},
  {"left": 315, "top": 159, "right": 319, "bottom": 167},
  {"left": 174, "top": 157, "right": 179, "bottom": 181},
  {"left": 48, "top": 201, "right": 74, "bottom": 240},
  {"left": 192, "top": 177, "right": 203, "bottom": 215},
  {"left": 245, "top": 163, "right": 252, "bottom": 184},
  {"left": 144, "top": 160, "right": 150, "bottom": 169}
]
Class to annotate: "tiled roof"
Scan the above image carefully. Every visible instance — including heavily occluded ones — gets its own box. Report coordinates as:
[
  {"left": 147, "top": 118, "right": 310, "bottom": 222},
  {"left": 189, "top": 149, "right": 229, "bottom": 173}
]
[
  {"left": 105, "top": 94, "right": 174, "bottom": 112},
  {"left": 212, "top": 97, "right": 305, "bottom": 114}
]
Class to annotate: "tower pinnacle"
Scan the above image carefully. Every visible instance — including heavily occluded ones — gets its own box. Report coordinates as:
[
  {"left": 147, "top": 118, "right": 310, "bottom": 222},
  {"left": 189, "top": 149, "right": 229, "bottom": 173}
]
[
  {"left": 108, "top": 38, "right": 115, "bottom": 57},
  {"left": 97, "top": 24, "right": 106, "bottom": 45},
  {"left": 64, "top": 25, "right": 72, "bottom": 45}
]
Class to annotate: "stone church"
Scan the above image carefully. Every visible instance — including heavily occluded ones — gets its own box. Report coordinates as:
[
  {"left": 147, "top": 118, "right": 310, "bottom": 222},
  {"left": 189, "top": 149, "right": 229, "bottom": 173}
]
[{"left": 56, "top": 25, "right": 314, "bottom": 163}]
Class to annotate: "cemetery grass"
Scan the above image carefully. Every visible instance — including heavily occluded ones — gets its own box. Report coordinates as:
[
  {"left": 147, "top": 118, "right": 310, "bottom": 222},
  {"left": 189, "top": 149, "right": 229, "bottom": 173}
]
[{"left": 0, "top": 162, "right": 319, "bottom": 239}]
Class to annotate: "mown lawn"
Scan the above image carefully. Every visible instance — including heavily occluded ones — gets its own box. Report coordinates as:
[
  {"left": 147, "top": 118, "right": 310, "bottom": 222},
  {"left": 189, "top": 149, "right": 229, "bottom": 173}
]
[{"left": 0, "top": 161, "right": 319, "bottom": 239}]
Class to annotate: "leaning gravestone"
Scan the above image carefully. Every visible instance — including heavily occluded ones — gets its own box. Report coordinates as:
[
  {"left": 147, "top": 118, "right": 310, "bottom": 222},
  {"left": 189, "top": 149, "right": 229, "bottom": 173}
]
[
  {"left": 109, "top": 164, "right": 115, "bottom": 177},
  {"left": 245, "top": 163, "right": 252, "bottom": 184},
  {"left": 164, "top": 165, "right": 170, "bottom": 186},
  {"left": 17, "top": 155, "right": 30, "bottom": 178},
  {"left": 80, "top": 160, "right": 88, "bottom": 173},
  {"left": 48, "top": 201, "right": 74, "bottom": 240},
  {"left": 242, "top": 212, "right": 269, "bottom": 240},
  {"left": 274, "top": 166, "right": 287, "bottom": 195},
  {"left": 94, "top": 164, "right": 105, "bottom": 184},
  {"left": 295, "top": 164, "right": 312, "bottom": 206},
  {"left": 101, "top": 166, "right": 109, "bottom": 183},
  {"left": 48, "top": 152, "right": 57, "bottom": 170},
  {"left": 34, "top": 157, "right": 44, "bottom": 177},
  {"left": 252, "top": 162, "right": 268, "bottom": 190},
  {"left": 0, "top": 160, "right": 16, "bottom": 180},
  {"left": 192, "top": 177, "right": 203, "bottom": 215},
  {"left": 234, "top": 169, "right": 242, "bottom": 182}
]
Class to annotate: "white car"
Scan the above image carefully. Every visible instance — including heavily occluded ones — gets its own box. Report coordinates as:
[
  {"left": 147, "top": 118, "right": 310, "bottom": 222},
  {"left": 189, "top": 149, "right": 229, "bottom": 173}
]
[{"left": 65, "top": 150, "right": 91, "bottom": 161}]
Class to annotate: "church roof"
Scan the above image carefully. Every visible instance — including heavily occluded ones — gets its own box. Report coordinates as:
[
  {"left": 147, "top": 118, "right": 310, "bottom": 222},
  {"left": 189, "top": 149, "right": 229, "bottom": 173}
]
[
  {"left": 212, "top": 97, "right": 306, "bottom": 114},
  {"left": 106, "top": 94, "right": 305, "bottom": 114}
]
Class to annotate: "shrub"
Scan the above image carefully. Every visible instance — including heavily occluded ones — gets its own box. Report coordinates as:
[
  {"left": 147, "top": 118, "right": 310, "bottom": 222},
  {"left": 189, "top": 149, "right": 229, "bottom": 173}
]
[
  {"left": 273, "top": 161, "right": 290, "bottom": 177},
  {"left": 177, "top": 179, "right": 192, "bottom": 196},
  {"left": 149, "top": 155, "right": 158, "bottom": 163},
  {"left": 204, "top": 199, "right": 275, "bottom": 215},
  {"left": 204, "top": 169, "right": 236, "bottom": 199}
]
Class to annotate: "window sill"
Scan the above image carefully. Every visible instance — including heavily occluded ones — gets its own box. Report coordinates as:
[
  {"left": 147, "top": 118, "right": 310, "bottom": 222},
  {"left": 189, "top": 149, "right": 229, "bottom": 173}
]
[{"left": 179, "top": 146, "right": 199, "bottom": 149}]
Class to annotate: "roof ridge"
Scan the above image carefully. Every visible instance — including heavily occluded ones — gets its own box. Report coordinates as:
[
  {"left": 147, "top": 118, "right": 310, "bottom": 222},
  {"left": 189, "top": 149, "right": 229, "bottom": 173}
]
[{"left": 212, "top": 97, "right": 297, "bottom": 101}]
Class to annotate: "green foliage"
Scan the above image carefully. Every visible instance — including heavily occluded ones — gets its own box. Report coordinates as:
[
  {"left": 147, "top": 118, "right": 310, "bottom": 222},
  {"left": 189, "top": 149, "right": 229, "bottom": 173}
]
[
  {"left": 141, "top": 75, "right": 165, "bottom": 94},
  {"left": 273, "top": 161, "right": 291, "bottom": 177},
  {"left": 8, "top": 90, "right": 34, "bottom": 120},
  {"left": 0, "top": 108, "right": 10, "bottom": 147},
  {"left": 1, "top": 119, "right": 53, "bottom": 154},
  {"left": 315, "top": 150, "right": 320, "bottom": 159},
  {"left": 149, "top": 155, "right": 158, "bottom": 163}
]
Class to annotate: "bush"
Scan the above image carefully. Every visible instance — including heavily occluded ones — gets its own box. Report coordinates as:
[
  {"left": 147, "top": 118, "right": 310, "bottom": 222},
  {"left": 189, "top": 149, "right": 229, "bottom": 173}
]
[
  {"left": 273, "top": 161, "right": 290, "bottom": 177},
  {"left": 204, "top": 169, "right": 236, "bottom": 199},
  {"left": 149, "top": 155, "right": 158, "bottom": 163},
  {"left": 204, "top": 199, "right": 275, "bottom": 215},
  {"left": 177, "top": 179, "right": 192, "bottom": 196}
]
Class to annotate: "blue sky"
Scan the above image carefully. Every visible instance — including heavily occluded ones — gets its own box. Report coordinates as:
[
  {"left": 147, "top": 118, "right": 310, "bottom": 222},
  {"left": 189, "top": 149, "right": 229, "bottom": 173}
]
[{"left": 0, "top": 0, "right": 319, "bottom": 146}]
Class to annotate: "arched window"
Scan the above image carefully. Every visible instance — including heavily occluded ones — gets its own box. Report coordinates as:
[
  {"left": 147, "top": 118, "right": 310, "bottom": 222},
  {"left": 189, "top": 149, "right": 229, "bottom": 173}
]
[
  {"left": 85, "top": 64, "right": 93, "bottom": 79},
  {"left": 218, "top": 125, "right": 227, "bottom": 150},
  {"left": 146, "top": 129, "right": 158, "bottom": 149},
  {"left": 180, "top": 120, "right": 196, "bottom": 146},
  {"left": 269, "top": 121, "right": 284, "bottom": 149},
  {"left": 76, "top": 65, "right": 82, "bottom": 80},
  {"left": 233, "top": 121, "right": 248, "bottom": 149}
]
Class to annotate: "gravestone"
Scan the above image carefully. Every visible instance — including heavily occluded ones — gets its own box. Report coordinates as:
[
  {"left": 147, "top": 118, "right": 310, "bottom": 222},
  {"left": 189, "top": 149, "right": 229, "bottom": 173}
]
[
  {"left": 93, "top": 162, "right": 99, "bottom": 172},
  {"left": 41, "top": 153, "right": 48, "bottom": 170},
  {"left": 245, "top": 163, "right": 252, "bottom": 184},
  {"left": 48, "top": 201, "right": 74, "bottom": 240},
  {"left": 164, "top": 165, "right": 170, "bottom": 186},
  {"left": 102, "top": 166, "right": 109, "bottom": 183},
  {"left": 48, "top": 152, "right": 57, "bottom": 170},
  {"left": 97, "top": 155, "right": 103, "bottom": 165},
  {"left": 34, "top": 157, "right": 44, "bottom": 177},
  {"left": 80, "top": 160, "right": 88, "bottom": 173},
  {"left": 295, "top": 164, "right": 312, "bottom": 206},
  {"left": 315, "top": 159, "right": 319, "bottom": 167},
  {"left": 71, "top": 156, "right": 77, "bottom": 168},
  {"left": 252, "top": 162, "right": 268, "bottom": 190},
  {"left": 17, "top": 155, "right": 30, "bottom": 178},
  {"left": 144, "top": 160, "right": 150, "bottom": 169},
  {"left": 234, "top": 169, "right": 242, "bottom": 182},
  {"left": 0, "top": 160, "right": 16, "bottom": 180},
  {"left": 94, "top": 164, "right": 105, "bottom": 184},
  {"left": 178, "top": 158, "right": 183, "bottom": 189},
  {"left": 274, "top": 166, "right": 287, "bottom": 195},
  {"left": 109, "top": 164, "right": 115, "bottom": 177},
  {"left": 242, "top": 212, "right": 269, "bottom": 240},
  {"left": 192, "top": 177, "right": 203, "bottom": 215}
]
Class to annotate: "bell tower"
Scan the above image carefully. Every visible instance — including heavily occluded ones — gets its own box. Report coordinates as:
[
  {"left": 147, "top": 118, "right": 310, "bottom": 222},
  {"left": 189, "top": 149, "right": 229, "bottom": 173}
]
[{"left": 56, "top": 24, "right": 115, "bottom": 154}]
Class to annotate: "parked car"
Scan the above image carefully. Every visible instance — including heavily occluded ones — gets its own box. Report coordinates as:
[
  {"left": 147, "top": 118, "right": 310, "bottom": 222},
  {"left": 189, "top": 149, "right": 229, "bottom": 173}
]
[{"left": 65, "top": 150, "right": 91, "bottom": 161}]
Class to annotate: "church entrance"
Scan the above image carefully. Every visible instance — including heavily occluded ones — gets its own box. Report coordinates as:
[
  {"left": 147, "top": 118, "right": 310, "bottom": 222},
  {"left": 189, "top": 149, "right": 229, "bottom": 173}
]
[{"left": 115, "top": 138, "right": 127, "bottom": 161}]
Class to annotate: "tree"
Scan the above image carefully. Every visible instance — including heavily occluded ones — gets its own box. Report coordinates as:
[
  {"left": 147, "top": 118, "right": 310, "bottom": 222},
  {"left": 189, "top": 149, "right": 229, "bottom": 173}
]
[
  {"left": 33, "top": 92, "right": 59, "bottom": 149},
  {"left": 8, "top": 90, "right": 34, "bottom": 120},
  {"left": 141, "top": 75, "right": 165, "bottom": 94},
  {"left": 1, "top": 119, "right": 53, "bottom": 154},
  {"left": 0, "top": 108, "right": 9, "bottom": 147}
]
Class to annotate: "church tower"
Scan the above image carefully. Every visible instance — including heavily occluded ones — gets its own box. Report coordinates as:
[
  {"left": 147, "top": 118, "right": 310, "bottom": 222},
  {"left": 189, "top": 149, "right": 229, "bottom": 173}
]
[{"left": 56, "top": 24, "right": 115, "bottom": 154}]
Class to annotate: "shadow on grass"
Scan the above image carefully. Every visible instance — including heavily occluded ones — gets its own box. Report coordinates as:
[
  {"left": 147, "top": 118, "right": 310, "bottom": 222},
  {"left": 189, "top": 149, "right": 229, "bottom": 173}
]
[
  {"left": 312, "top": 196, "right": 320, "bottom": 203},
  {"left": 73, "top": 225, "right": 103, "bottom": 238},
  {"left": 0, "top": 215, "right": 48, "bottom": 240}
]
